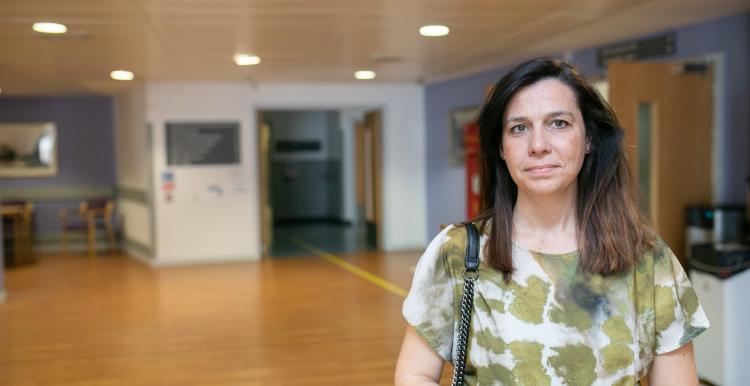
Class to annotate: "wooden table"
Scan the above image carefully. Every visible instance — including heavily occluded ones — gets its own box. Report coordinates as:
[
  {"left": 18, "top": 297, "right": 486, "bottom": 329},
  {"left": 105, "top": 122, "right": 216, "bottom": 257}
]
[{"left": 2, "top": 204, "right": 34, "bottom": 266}]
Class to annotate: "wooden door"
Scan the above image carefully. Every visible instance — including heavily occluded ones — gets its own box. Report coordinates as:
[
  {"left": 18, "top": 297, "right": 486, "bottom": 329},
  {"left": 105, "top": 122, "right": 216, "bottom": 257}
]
[
  {"left": 608, "top": 61, "right": 713, "bottom": 261},
  {"left": 355, "top": 111, "right": 382, "bottom": 250}
]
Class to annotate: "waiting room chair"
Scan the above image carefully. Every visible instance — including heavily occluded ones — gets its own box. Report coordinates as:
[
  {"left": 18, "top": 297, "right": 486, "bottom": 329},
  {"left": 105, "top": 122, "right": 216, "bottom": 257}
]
[{"left": 58, "top": 198, "right": 116, "bottom": 257}]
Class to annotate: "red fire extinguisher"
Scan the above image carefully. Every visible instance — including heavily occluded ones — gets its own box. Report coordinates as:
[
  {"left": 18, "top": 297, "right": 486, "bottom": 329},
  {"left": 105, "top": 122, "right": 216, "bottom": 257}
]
[{"left": 465, "top": 121, "right": 481, "bottom": 219}]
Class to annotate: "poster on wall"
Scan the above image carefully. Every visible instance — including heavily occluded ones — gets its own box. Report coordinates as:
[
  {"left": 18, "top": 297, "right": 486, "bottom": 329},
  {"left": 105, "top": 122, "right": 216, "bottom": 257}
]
[
  {"left": 166, "top": 122, "right": 240, "bottom": 166},
  {"left": 162, "top": 171, "right": 174, "bottom": 203},
  {"left": 449, "top": 107, "right": 479, "bottom": 166}
]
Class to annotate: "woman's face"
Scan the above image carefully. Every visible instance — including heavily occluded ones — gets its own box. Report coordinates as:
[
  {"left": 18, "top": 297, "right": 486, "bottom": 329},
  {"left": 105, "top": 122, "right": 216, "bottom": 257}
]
[{"left": 501, "top": 78, "right": 588, "bottom": 199}]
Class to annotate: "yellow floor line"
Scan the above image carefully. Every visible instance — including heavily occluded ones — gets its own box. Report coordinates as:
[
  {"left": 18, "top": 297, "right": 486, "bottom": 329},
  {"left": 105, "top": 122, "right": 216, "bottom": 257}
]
[{"left": 291, "top": 238, "right": 407, "bottom": 298}]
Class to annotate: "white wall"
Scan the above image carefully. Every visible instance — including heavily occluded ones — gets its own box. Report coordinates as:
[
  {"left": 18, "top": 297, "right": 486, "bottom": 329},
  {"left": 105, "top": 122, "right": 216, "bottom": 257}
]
[
  {"left": 142, "top": 82, "right": 426, "bottom": 264},
  {"left": 114, "top": 86, "right": 154, "bottom": 257},
  {"left": 146, "top": 83, "right": 257, "bottom": 264},
  {"left": 114, "top": 86, "right": 149, "bottom": 190}
]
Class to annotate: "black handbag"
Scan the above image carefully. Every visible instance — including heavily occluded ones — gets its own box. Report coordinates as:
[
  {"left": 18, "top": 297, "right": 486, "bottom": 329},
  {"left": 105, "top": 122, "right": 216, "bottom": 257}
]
[{"left": 451, "top": 223, "right": 479, "bottom": 386}]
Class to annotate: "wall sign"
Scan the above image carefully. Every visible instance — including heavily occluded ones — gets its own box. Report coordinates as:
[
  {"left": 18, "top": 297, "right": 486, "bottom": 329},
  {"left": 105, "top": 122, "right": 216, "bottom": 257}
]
[
  {"left": 597, "top": 32, "right": 676, "bottom": 68},
  {"left": 166, "top": 122, "right": 240, "bottom": 165}
]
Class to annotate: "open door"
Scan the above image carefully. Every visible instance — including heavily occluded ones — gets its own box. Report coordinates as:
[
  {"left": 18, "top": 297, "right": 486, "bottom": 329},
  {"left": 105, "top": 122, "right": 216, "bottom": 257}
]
[
  {"left": 608, "top": 60, "right": 713, "bottom": 261},
  {"left": 355, "top": 111, "right": 382, "bottom": 250},
  {"left": 257, "top": 112, "right": 273, "bottom": 257}
]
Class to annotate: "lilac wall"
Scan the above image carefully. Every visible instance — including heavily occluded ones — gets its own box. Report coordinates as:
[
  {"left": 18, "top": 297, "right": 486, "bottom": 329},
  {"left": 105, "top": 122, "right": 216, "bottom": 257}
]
[
  {"left": 0, "top": 95, "right": 114, "bottom": 287},
  {"left": 572, "top": 13, "right": 749, "bottom": 205},
  {"left": 425, "top": 12, "right": 750, "bottom": 239},
  {"left": 0, "top": 96, "right": 115, "bottom": 293},
  {"left": 0, "top": 96, "right": 115, "bottom": 188},
  {"left": 424, "top": 67, "right": 511, "bottom": 233}
]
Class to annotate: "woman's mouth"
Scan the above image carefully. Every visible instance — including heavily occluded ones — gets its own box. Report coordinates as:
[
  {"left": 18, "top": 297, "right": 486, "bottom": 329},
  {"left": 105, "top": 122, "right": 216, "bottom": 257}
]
[{"left": 526, "top": 164, "right": 559, "bottom": 174}]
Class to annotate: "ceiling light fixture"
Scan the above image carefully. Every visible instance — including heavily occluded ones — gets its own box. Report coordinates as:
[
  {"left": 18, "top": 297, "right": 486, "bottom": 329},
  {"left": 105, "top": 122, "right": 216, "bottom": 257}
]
[
  {"left": 354, "top": 70, "right": 376, "bottom": 80},
  {"left": 419, "top": 25, "right": 450, "bottom": 37},
  {"left": 110, "top": 70, "right": 135, "bottom": 81},
  {"left": 234, "top": 54, "right": 261, "bottom": 66},
  {"left": 32, "top": 22, "right": 68, "bottom": 34}
]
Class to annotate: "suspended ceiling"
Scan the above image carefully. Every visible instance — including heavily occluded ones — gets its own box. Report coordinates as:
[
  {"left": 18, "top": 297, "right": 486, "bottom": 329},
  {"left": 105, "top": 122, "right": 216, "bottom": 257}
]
[{"left": 0, "top": 0, "right": 748, "bottom": 96}]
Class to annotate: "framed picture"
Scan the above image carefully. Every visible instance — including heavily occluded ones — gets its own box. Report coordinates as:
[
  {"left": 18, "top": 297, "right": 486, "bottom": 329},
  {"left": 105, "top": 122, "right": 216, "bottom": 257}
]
[
  {"left": 449, "top": 107, "right": 479, "bottom": 166},
  {"left": 0, "top": 122, "right": 58, "bottom": 177}
]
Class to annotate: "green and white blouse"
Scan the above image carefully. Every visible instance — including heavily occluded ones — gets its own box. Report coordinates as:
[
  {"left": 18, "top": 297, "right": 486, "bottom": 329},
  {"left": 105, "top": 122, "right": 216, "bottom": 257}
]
[{"left": 403, "top": 225, "right": 709, "bottom": 385}]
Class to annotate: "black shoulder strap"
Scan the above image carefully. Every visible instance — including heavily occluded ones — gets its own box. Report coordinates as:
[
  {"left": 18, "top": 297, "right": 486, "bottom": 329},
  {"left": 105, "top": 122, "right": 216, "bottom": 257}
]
[
  {"left": 465, "top": 222, "right": 479, "bottom": 272},
  {"left": 452, "top": 223, "right": 480, "bottom": 386}
]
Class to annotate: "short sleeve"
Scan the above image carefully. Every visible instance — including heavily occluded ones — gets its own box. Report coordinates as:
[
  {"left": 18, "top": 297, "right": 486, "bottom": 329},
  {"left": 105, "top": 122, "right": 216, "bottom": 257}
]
[
  {"left": 653, "top": 245, "right": 710, "bottom": 354},
  {"left": 402, "top": 226, "right": 457, "bottom": 361}
]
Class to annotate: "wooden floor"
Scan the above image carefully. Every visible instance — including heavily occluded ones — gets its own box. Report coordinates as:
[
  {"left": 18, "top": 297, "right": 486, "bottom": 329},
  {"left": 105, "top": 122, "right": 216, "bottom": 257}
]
[{"left": 0, "top": 249, "right": 451, "bottom": 385}]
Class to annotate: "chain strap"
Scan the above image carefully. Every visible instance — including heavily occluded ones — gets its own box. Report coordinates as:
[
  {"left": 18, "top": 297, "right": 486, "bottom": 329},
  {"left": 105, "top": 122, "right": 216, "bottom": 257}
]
[
  {"left": 451, "top": 271, "right": 477, "bottom": 386},
  {"left": 451, "top": 222, "right": 479, "bottom": 386}
]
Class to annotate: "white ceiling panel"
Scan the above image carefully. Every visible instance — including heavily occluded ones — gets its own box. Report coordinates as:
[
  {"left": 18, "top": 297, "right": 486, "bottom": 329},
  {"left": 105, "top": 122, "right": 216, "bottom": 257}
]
[{"left": 0, "top": 0, "right": 747, "bottom": 95}]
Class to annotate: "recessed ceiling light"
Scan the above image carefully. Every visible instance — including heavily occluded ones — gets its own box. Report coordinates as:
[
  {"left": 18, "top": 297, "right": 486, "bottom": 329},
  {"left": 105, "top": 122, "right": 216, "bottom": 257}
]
[
  {"left": 32, "top": 22, "right": 68, "bottom": 34},
  {"left": 234, "top": 54, "right": 261, "bottom": 66},
  {"left": 110, "top": 70, "right": 135, "bottom": 81},
  {"left": 419, "top": 25, "right": 450, "bottom": 37},
  {"left": 354, "top": 70, "right": 376, "bottom": 80}
]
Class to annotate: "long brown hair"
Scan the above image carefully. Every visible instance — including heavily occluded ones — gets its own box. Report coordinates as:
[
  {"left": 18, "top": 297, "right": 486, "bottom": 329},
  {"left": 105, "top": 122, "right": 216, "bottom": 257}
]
[{"left": 472, "top": 57, "right": 655, "bottom": 280}]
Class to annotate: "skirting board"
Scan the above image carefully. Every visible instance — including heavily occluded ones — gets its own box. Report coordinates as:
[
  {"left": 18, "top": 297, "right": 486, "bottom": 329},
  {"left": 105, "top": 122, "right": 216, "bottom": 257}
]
[{"left": 124, "top": 246, "right": 153, "bottom": 265}]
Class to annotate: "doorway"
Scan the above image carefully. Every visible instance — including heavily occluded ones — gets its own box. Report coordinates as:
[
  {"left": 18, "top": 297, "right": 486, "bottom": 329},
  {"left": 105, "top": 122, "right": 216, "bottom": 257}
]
[
  {"left": 608, "top": 59, "right": 714, "bottom": 260},
  {"left": 256, "top": 109, "right": 382, "bottom": 257}
]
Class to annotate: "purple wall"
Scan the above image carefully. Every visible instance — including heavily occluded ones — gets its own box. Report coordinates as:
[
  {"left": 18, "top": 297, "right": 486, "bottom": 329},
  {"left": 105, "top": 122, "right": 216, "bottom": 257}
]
[
  {"left": 425, "top": 12, "right": 750, "bottom": 239},
  {"left": 424, "top": 67, "right": 512, "bottom": 233},
  {"left": 0, "top": 96, "right": 115, "bottom": 289},
  {"left": 0, "top": 96, "right": 115, "bottom": 188},
  {"left": 0, "top": 96, "right": 115, "bottom": 234}
]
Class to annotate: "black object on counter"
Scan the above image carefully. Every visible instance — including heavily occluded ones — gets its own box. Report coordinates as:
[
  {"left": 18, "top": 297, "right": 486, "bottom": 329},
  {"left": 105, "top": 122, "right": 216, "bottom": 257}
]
[{"left": 690, "top": 243, "right": 750, "bottom": 279}]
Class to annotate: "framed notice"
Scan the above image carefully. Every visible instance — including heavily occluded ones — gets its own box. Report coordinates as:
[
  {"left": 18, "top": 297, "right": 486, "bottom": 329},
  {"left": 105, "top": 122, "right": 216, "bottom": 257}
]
[{"left": 166, "top": 122, "right": 240, "bottom": 165}]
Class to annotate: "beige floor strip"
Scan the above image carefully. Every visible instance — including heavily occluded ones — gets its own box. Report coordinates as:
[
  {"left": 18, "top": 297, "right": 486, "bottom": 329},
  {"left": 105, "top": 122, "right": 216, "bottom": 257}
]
[{"left": 291, "top": 238, "right": 407, "bottom": 298}]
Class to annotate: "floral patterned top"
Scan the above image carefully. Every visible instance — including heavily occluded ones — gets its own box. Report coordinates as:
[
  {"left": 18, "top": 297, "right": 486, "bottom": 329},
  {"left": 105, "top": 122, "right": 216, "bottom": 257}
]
[{"left": 403, "top": 225, "right": 709, "bottom": 385}]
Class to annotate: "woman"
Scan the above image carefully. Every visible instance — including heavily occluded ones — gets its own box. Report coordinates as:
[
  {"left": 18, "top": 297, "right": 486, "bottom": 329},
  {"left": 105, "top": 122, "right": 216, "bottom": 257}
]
[{"left": 395, "top": 58, "right": 709, "bottom": 385}]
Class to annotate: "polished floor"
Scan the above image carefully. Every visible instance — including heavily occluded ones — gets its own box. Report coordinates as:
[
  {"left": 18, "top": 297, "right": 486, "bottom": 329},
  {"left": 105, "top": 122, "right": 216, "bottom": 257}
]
[
  {"left": 270, "top": 222, "right": 372, "bottom": 257},
  {"left": 0, "top": 247, "right": 452, "bottom": 385}
]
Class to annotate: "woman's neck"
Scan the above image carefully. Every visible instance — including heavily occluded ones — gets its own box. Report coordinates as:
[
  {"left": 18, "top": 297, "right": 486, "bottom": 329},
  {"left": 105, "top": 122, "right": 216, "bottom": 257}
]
[{"left": 512, "top": 189, "right": 579, "bottom": 253}]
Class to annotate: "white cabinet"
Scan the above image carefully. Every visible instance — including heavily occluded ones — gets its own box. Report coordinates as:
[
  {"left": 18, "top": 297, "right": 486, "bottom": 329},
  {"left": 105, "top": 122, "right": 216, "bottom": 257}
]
[{"left": 691, "top": 268, "right": 750, "bottom": 386}]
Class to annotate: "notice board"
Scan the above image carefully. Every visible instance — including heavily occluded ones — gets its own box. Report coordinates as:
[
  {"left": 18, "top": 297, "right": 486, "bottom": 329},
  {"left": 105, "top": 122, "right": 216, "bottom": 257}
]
[{"left": 166, "top": 122, "right": 240, "bottom": 165}]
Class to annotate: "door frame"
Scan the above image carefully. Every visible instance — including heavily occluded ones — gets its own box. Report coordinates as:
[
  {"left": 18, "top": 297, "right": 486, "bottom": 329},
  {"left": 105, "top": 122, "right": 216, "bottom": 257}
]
[
  {"left": 253, "top": 105, "right": 386, "bottom": 258},
  {"left": 703, "top": 53, "right": 725, "bottom": 203}
]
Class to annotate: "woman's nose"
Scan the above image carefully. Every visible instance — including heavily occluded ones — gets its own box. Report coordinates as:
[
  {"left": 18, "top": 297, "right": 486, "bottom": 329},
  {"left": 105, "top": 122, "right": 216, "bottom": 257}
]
[{"left": 528, "top": 128, "right": 551, "bottom": 155}]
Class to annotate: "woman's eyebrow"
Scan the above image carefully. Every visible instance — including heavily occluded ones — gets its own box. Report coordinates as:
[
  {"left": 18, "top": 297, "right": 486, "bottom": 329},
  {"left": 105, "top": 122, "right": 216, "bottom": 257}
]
[
  {"left": 546, "top": 111, "right": 575, "bottom": 119},
  {"left": 504, "top": 116, "right": 527, "bottom": 125},
  {"left": 504, "top": 111, "right": 574, "bottom": 125}
]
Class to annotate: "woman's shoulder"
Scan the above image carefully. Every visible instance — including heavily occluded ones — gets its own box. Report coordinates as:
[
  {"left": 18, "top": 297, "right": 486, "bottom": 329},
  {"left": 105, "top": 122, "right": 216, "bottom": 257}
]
[
  {"left": 631, "top": 234, "right": 676, "bottom": 274},
  {"left": 423, "top": 224, "right": 476, "bottom": 268}
]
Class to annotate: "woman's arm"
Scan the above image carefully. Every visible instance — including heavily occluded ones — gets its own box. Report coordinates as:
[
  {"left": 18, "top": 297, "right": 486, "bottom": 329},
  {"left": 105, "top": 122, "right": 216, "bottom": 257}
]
[
  {"left": 394, "top": 326, "right": 446, "bottom": 386},
  {"left": 647, "top": 342, "right": 699, "bottom": 386}
]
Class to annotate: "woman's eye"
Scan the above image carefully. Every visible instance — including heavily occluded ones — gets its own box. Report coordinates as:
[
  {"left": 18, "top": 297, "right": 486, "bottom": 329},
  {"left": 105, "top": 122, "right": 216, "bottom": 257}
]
[
  {"left": 550, "top": 119, "right": 568, "bottom": 129},
  {"left": 509, "top": 124, "right": 527, "bottom": 133}
]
